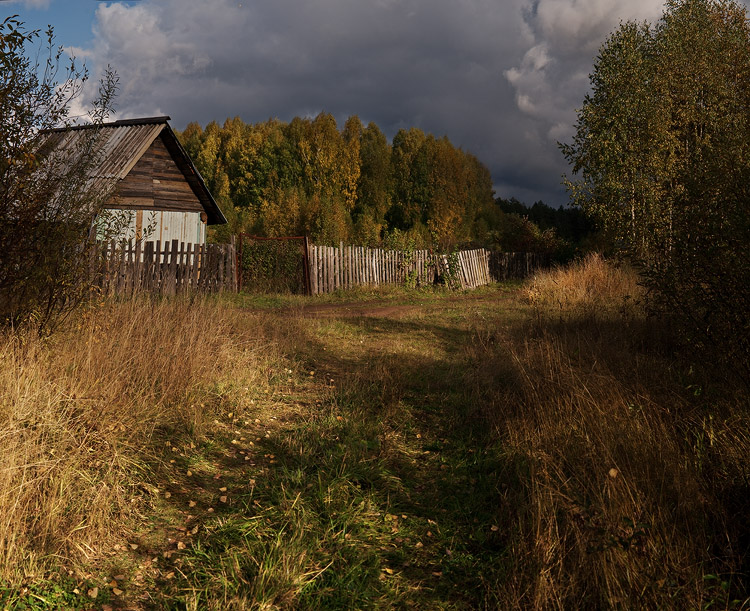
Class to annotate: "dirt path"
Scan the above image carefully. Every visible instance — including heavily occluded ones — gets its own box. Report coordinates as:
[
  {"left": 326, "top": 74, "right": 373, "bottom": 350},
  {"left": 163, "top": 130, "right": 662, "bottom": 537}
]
[
  {"left": 285, "top": 301, "right": 423, "bottom": 318},
  {"left": 275, "top": 289, "right": 516, "bottom": 319},
  {"left": 113, "top": 288, "right": 521, "bottom": 609}
]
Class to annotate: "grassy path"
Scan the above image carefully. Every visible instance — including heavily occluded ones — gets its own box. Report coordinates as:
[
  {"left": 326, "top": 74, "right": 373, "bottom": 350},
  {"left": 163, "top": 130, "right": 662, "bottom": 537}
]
[
  {"left": 118, "top": 288, "right": 523, "bottom": 609},
  {"left": 5, "top": 268, "right": 748, "bottom": 609}
]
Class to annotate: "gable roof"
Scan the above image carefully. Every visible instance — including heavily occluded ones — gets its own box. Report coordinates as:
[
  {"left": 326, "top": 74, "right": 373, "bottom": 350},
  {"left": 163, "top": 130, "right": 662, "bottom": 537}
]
[{"left": 41, "top": 116, "right": 226, "bottom": 225}]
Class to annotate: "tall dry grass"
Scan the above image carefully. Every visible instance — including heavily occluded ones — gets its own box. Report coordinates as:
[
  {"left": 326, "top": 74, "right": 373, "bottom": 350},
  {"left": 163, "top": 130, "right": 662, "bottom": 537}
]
[
  {"left": 0, "top": 297, "right": 276, "bottom": 582},
  {"left": 477, "top": 255, "right": 750, "bottom": 608},
  {"left": 525, "top": 252, "right": 643, "bottom": 317}
]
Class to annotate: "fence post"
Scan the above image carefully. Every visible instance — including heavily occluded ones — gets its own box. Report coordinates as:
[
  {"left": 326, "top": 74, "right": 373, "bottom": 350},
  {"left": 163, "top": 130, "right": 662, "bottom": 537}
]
[
  {"left": 312, "top": 244, "right": 318, "bottom": 295},
  {"left": 303, "top": 236, "right": 312, "bottom": 295},
  {"left": 230, "top": 235, "right": 238, "bottom": 293}
]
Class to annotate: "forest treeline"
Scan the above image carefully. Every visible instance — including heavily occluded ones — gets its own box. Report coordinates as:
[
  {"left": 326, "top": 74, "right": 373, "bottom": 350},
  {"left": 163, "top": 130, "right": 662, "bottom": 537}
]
[{"left": 177, "top": 115, "right": 586, "bottom": 254}]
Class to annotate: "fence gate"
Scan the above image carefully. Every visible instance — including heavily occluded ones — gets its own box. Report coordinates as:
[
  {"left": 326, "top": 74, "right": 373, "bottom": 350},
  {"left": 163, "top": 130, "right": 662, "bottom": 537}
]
[{"left": 238, "top": 235, "right": 311, "bottom": 295}]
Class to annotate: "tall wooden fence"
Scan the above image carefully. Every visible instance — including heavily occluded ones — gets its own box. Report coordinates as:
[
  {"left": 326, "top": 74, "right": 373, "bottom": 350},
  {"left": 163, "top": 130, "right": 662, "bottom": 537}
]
[
  {"left": 93, "top": 238, "right": 237, "bottom": 296},
  {"left": 307, "top": 244, "right": 549, "bottom": 295}
]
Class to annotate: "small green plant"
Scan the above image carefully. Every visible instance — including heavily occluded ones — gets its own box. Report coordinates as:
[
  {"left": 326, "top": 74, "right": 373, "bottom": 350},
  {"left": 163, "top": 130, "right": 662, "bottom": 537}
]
[
  {"left": 384, "top": 228, "right": 422, "bottom": 289},
  {"left": 441, "top": 250, "right": 462, "bottom": 290},
  {"left": 0, "top": 577, "right": 107, "bottom": 610},
  {"left": 241, "top": 238, "right": 306, "bottom": 294}
]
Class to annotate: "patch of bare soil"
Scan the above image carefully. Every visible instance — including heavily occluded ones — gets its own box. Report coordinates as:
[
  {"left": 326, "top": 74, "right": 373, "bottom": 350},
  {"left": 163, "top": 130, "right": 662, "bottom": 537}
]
[{"left": 285, "top": 301, "right": 423, "bottom": 318}]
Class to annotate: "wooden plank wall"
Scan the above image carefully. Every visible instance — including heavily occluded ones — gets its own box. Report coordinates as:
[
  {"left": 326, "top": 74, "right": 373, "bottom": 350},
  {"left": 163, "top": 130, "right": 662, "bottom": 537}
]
[
  {"left": 93, "top": 239, "right": 237, "bottom": 296},
  {"left": 308, "top": 244, "right": 438, "bottom": 295},
  {"left": 115, "top": 136, "right": 204, "bottom": 213},
  {"left": 307, "top": 245, "right": 550, "bottom": 294}
]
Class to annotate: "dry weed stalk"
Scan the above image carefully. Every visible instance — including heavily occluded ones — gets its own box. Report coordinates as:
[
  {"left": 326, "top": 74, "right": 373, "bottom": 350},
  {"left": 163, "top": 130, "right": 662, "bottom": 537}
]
[
  {"left": 525, "top": 253, "right": 643, "bottom": 318},
  {"left": 481, "top": 255, "right": 749, "bottom": 608},
  {"left": 0, "top": 297, "right": 275, "bottom": 581}
]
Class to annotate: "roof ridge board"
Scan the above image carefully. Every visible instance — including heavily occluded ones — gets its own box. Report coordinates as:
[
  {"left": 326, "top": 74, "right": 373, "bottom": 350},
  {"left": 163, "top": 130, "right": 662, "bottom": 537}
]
[
  {"left": 112, "top": 116, "right": 171, "bottom": 127},
  {"left": 40, "top": 116, "right": 171, "bottom": 133}
]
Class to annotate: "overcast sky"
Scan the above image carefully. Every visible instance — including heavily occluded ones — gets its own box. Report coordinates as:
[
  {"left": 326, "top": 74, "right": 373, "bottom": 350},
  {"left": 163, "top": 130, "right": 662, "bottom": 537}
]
[{"left": 8, "top": 0, "right": 746, "bottom": 205}]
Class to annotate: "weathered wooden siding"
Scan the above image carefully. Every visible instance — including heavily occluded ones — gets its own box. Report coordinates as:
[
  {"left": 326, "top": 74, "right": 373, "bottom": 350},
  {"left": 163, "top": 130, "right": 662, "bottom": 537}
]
[
  {"left": 102, "top": 209, "right": 206, "bottom": 246},
  {"left": 112, "top": 134, "right": 203, "bottom": 213},
  {"left": 39, "top": 117, "right": 227, "bottom": 227}
]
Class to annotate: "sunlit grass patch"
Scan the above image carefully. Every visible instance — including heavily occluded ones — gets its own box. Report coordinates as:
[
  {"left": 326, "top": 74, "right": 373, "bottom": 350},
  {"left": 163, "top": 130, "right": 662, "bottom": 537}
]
[
  {"left": 525, "top": 252, "right": 643, "bottom": 317},
  {"left": 1, "top": 279, "right": 747, "bottom": 609},
  {"left": 0, "top": 297, "right": 282, "bottom": 586},
  {"left": 168, "top": 378, "right": 517, "bottom": 609}
]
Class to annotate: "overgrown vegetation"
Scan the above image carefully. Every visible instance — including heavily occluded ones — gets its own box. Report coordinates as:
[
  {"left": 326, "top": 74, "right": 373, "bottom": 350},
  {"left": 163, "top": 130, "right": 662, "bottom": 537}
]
[
  {"left": 517, "top": 256, "right": 749, "bottom": 607},
  {"left": 239, "top": 237, "right": 308, "bottom": 294},
  {"left": 562, "top": 0, "right": 750, "bottom": 387},
  {"left": 1, "top": 259, "right": 747, "bottom": 608},
  {"left": 0, "top": 16, "right": 119, "bottom": 331}
]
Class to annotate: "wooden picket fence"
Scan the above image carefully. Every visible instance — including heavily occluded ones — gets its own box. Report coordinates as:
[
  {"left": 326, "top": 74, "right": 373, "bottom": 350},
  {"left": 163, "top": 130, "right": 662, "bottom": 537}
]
[
  {"left": 93, "top": 238, "right": 238, "bottom": 296},
  {"left": 93, "top": 238, "right": 549, "bottom": 297},
  {"left": 445, "top": 249, "right": 492, "bottom": 290},
  {"left": 308, "top": 244, "right": 437, "bottom": 295},
  {"left": 307, "top": 244, "right": 549, "bottom": 294}
]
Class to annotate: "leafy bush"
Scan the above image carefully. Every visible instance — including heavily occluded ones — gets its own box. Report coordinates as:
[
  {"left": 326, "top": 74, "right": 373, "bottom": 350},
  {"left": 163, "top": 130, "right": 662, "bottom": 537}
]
[
  {"left": 562, "top": 0, "right": 750, "bottom": 387},
  {"left": 240, "top": 238, "right": 307, "bottom": 294},
  {"left": 0, "top": 17, "right": 118, "bottom": 331}
]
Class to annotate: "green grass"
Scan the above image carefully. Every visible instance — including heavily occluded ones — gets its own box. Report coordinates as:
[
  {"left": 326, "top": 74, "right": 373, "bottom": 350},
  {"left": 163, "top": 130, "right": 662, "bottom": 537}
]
[
  {"left": 131, "top": 293, "right": 525, "bottom": 609},
  {"left": 2, "top": 270, "right": 748, "bottom": 609},
  {"left": 0, "top": 577, "right": 110, "bottom": 610},
  {"left": 225, "top": 281, "right": 517, "bottom": 310}
]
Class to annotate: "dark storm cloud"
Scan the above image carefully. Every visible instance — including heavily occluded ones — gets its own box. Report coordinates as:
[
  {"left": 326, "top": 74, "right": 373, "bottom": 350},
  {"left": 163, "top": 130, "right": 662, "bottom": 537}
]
[{"left": 71, "top": 0, "right": 737, "bottom": 205}]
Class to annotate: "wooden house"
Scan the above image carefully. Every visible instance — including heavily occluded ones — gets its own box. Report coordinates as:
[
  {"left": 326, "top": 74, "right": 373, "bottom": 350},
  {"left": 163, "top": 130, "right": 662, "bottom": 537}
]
[{"left": 40, "top": 116, "right": 225, "bottom": 246}]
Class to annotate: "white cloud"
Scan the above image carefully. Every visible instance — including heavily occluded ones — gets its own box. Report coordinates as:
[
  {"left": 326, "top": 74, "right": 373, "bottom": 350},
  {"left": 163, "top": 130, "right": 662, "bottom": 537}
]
[
  {"left": 505, "top": 44, "right": 553, "bottom": 118},
  {"left": 504, "top": 0, "right": 665, "bottom": 157},
  {"left": 533, "top": 0, "right": 662, "bottom": 52},
  {"left": 63, "top": 78, "right": 97, "bottom": 124}
]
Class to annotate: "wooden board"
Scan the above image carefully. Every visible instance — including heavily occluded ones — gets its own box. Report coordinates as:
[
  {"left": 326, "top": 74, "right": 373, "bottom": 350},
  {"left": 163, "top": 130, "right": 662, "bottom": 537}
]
[{"left": 112, "top": 136, "right": 203, "bottom": 213}]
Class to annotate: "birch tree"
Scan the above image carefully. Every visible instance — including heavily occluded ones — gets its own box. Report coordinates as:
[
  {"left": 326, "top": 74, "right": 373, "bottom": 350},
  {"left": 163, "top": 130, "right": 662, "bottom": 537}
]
[{"left": 562, "top": 0, "right": 750, "bottom": 383}]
